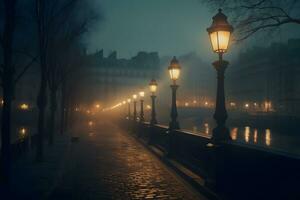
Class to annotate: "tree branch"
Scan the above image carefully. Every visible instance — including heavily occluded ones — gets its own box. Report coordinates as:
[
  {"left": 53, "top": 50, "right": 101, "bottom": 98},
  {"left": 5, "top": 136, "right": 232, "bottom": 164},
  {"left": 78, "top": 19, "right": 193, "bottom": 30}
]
[{"left": 14, "top": 55, "right": 38, "bottom": 83}]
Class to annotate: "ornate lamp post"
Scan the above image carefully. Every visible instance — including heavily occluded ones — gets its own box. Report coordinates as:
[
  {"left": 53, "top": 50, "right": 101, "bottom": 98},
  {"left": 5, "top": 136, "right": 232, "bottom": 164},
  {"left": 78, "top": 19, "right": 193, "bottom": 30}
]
[
  {"left": 207, "top": 9, "right": 233, "bottom": 142},
  {"left": 127, "top": 98, "right": 131, "bottom": 119},
  {"left": 139, "top": 91, "right": 145, "bottom": 122},
  {"left": 133, "top": 94, "right": 137, "bottom": 121},
  {"left": 168, "top": 56, "right": 181, "bottom": 130},
  {"left": 149, "top": 79, "right": 158, "bottom": 125}
]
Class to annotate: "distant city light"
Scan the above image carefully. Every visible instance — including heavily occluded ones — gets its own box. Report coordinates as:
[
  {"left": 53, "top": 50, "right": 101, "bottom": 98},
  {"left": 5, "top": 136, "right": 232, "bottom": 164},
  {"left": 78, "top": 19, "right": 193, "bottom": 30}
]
[
  {"left": 20, "top": 103, "right": 29, "bottom": 110},
  {"left": 245, "top": 103, "right": 249, "bottom": 108},
  {"left": 19, "top": 127, "right": 27, "bottom": 140},
  {"left": 19, "top": 127, "right": 26, "bottom": 135},
  {"left": 230, "top": 102, "right": 236, "bottom": 106},
  {"left": 146, "top": 105, "right": 151, "bottom": 110},
  {"left": 264, "top": 101, "right": 272, "bottom": 112},
  {"left": 184, "top": 102, "right": 189, "bottom": 107}
]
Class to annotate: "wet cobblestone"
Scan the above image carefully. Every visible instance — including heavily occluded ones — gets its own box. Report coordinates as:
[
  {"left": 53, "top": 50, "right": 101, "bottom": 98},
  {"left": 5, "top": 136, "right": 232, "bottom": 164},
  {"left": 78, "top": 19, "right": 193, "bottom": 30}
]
[{"left": 49, "top": 122, "right": 206, "bottom": 200}]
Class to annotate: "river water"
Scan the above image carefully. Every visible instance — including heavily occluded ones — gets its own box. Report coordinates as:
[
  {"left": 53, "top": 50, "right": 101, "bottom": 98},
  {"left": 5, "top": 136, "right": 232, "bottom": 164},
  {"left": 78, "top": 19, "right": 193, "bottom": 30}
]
[{"left": 151, "top": 108, "right": 300, "bottom": 156}]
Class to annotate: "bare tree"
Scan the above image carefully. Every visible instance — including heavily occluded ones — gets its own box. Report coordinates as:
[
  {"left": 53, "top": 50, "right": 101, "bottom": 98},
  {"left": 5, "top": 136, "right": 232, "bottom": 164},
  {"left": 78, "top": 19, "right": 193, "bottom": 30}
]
[
  {"left": 34, "top": 0, "right": 80, "bottom": 160},
  {"left": 46, "top": 0, "right": 98, "bottom": 144},
  {"left": 35, "top": 0, "right": 100, "bottom": 151},
  {"left": 0, "top": 0, "right": 38, "bottom": 185},
  {"left": 201, "top": 0, "right": 300, "bottom": 41},
  {"left": 47, "top": 42, "right": 86, "bottom": 144},
  {"left": 0, "top": 0, "right": 17, "bottom": 186}
]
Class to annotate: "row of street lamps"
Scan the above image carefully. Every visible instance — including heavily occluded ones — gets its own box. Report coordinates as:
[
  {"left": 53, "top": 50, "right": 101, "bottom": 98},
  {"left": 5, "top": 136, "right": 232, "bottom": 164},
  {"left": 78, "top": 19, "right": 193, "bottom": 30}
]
[{"left": 112, "top": 9, "right": 233, "bottom": 142}]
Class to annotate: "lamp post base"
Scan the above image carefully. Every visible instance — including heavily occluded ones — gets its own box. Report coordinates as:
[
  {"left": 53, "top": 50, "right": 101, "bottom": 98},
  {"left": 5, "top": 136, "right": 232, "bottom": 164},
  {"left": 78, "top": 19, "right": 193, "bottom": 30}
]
[
  {"left": 212, "top": 126, "right": 230, "bottom": 143},
  {"left": 169, "top": 121, "right": 180, "bottom": 130},
  {"left": 150, "top": 119, "right": 157, "bottom": 126}
]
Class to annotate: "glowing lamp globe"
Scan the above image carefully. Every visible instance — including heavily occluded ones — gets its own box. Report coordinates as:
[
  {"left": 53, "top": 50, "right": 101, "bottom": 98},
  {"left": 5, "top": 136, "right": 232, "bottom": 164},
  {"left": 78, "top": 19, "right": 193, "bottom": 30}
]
[
  {"left": 139, "top": 91, "right": 145, "bottom": 98},
  {"left": 207, "top": 9, "right": 233, "bottom": 53},
  {"left": 149, "top": 79, "right": 158, "bottom": 94},
  {"left": 133, "top": 94, "right": 137, "bottom": 100},
  {"left": 127, "top": 98, "right": 131, "bottom": 103},
  {"left": 168, "top": 56, "right": 181, "bottom": 83}
]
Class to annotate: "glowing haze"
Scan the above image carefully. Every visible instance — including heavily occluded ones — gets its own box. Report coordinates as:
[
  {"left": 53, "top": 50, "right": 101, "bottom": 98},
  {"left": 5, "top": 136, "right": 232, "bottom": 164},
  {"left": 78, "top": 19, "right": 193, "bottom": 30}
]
[{"left": 85, "top": 0, "right": 216, "bottom": 60}]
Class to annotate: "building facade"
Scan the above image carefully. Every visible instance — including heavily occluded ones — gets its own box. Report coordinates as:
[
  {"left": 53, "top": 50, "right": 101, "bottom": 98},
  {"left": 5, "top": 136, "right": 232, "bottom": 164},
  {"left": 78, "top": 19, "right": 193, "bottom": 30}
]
[
  {"left": 227, "top": 39, "right": 300, "bottom": 116},
  {"left": 78, "top": 50, "right": 160, "bottom": 105}
]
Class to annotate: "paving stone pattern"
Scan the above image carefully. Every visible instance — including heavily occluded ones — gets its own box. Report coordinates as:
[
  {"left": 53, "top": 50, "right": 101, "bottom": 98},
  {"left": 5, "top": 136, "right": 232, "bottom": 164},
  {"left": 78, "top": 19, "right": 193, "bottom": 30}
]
[{"left": 49, "top": 122, "right": 206, "bottom": 200}]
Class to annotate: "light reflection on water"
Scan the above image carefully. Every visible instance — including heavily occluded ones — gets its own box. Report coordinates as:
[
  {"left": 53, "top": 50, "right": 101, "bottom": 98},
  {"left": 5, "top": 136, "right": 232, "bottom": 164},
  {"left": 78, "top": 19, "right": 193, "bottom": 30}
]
[
  {"left": 244, "top": 126, "right": 250, "bottom": 143},
  {"left": 192, "top": 123, "right": 272, "bottom": 147},
  {"left": 266, "top": 129, "right": 271, "bottom": 146},
  {"left": 18, "top": 127, "right": 28, "bottom": 141}
]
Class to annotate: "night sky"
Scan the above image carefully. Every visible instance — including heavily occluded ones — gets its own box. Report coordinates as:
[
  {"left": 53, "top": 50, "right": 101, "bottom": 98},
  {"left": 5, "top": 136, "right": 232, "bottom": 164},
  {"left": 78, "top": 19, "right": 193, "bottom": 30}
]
[
  {"left": 85, "top": 0, "right": 215, "bottom": 59},
  {"left": 85, "top": 0, "right": 300, "bottom": 61}
]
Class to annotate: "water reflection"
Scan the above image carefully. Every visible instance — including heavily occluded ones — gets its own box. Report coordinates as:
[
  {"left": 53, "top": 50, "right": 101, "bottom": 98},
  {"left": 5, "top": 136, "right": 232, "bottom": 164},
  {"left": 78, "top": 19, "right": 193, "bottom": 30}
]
[
  {"left": 235, "top": 126, "right": 272, "bottom": 146},
  {"left": 254, "top": 129, "right": 258, "bottom": 143},
  {"left": 245, "top": 126, "right": 250, "bottom": 143},
  {"left": 231, "top": 127, "right": 238, "bottom": 140},
  {"left": 204, "top": 123, "right": 209, "bottom": 135},
  {"left": 266, "top": 129, "right": 271, "bottom": 146},
  {"left": 190, "top": 122, "right": 273, "bottom": 148},
  {"left": 18, "top": 127, "right": 28, "bottom": 141}
]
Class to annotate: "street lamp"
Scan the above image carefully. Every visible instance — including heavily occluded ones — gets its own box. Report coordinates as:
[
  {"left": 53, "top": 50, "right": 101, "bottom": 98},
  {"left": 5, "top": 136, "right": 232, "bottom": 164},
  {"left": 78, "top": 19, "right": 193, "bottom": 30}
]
[
  {"left": 133, "top": 94, "right": 137, "bottom": 121},
  {"left": 207, "top": 9, "right": 233, "bottom": 142},
  {"left": 139, "top": 91, "right": 145, "bottom": 122},
  {"left": 149, "top": 79, "right": 158, "bottom": 125},
  {"left": 127, "top": 98, "right": 131, "bottom": 119},
  {"left": 168, "top": 56, "right": 181, "bottom": 130}
]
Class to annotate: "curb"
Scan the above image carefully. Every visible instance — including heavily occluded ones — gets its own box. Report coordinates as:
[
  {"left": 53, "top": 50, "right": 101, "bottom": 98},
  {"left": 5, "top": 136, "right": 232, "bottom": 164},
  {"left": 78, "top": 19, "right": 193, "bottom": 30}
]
[{"left": 135, "top": 136, "right": 221, "bottom": 200}]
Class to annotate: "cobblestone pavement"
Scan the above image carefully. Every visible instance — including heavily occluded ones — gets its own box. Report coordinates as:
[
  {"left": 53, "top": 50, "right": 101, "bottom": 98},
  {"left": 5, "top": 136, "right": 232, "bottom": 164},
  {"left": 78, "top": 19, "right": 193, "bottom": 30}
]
[{"left": 48, "top": 121, "right": 207, "bottom": 200}]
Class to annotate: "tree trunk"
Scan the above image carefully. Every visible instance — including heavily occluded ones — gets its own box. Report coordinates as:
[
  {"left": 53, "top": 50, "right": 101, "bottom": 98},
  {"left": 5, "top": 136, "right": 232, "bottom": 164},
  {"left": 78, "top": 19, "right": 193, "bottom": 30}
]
[
  {"left": 0, "top": 81, "right": 13, "bottom": 186},
  {"left": 0, "top": 0, "right": 17, "bottom": 186},
  {"left": 60, "top": 81, "right": 66, "bottom": 135},
  {"left": 48, "top": 89, "right": 57, "bottom": 145},
  {"left": 64, "top": 93, "right": 70, "bottom": 132},
  {"left": 36, "top": 64, "right": 47, "bottom": 161},
  {"left": 36, "top": 0, "right": 47, "bottom": 162}
]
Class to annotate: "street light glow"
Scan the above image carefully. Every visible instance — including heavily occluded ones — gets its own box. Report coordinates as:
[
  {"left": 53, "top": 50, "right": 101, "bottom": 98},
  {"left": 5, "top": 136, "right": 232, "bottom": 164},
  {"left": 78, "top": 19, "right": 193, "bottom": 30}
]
[
  {"left": 149, "top": 79, "right": 158, "bottom": 94},
  {"left": 139, "top": 91, "right": 145, "bottom": 98},
  {"left": 168, "top": 56, "right": 181, "bottom": 83},
  {"left": 207, "top": 9, "right": 233, "bottom": 53}
]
